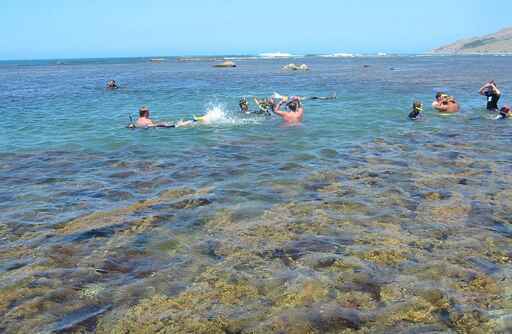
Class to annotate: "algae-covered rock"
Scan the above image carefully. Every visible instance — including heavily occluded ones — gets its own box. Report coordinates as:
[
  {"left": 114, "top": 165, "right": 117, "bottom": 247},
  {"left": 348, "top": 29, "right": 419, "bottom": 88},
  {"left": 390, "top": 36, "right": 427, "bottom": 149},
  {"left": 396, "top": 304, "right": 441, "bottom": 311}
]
[
  {"left": 273, "top": 280, "right": 330, "bottom": 309},
  {"left": 54, "top": 187, "right": 208, "bottom": 235},
  {"left": 282, "top": 63, "right": 310, "bottom": 71},
  {"left": 360, "top": 249, "right": 408, "bottom": 266}
]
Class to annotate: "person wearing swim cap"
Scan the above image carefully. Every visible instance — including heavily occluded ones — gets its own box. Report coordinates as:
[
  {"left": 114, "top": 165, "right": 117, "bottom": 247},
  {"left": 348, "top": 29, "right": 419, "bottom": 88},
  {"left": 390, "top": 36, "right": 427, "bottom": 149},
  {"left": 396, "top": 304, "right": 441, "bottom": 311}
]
[
  {"left": 432, "top": 92, "right": 460, "bottom": 113},
  {"left": 270, "top": 96, "right": 304, "bottom": 123},
  {"left": 106, "top": 80, "right": 119, "bottom": 90},
  {"left": 479, "top": 80, "right": 501, "bottom": 112},
  {"left": 409, "top": 101, "right": 423, "bottom": 121}
]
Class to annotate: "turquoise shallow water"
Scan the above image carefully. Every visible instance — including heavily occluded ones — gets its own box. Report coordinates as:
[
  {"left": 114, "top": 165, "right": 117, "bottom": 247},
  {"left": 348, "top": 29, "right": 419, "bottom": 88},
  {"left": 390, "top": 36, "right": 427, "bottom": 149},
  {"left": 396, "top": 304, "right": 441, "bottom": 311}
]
[{"left": 1, "top": 56, "right": 511, "bottom": 333}]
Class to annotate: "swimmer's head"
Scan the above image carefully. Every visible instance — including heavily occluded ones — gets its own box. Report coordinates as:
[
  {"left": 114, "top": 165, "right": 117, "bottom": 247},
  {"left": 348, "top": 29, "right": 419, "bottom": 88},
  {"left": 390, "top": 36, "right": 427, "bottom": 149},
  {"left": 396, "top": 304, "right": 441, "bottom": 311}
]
[
  {"left": 500, "top": 106, "right": 511, "bottom": 115},
  {"left": 435, "top": 92, "right": 446, "bottom": 101},
  {"left": 287, "top": 101, "right": 298, "bottom": 112},
  {"left": 412, "top": 101, "right": 423, "bottom": 113},
  {"left": 139, "top": 106, "right": 150, "bottom": 118}
]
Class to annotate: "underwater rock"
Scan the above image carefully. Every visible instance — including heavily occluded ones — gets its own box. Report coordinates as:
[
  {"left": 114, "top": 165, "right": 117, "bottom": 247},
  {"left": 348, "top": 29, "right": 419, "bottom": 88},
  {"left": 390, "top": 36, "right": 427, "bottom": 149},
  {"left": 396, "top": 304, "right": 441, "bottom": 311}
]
[
  {"left": 54, "top": 187, "right": 207, "bottom": 236},
  {"left": 492, "top": 313, "right": 512, "bottom": 333},
  {"left": 193, "top": 239, "right": 223, "bottom": 260},
  {"left": 171, "top": 198, "right": 211, "bottom": 209},
  {"left": 50, "top": 304, "right": 111, "bottom": 333},
  {"left": 272, "top": 304, "right": 361, "bottom": 333}
]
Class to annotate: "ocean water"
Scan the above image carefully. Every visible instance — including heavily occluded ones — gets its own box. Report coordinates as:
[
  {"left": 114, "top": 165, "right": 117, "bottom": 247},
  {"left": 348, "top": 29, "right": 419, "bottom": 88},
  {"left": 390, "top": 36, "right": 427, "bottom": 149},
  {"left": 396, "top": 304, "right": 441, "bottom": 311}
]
[{"left": 1, "top": 56, "right": 511, "bottom": 333}]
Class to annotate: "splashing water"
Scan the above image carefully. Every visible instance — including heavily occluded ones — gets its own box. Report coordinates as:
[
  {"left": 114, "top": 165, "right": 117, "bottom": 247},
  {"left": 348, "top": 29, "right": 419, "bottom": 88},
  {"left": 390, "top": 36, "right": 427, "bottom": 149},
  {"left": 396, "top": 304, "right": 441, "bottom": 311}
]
[{"left": 195, "top": 103, "right": 263, "bottom": 126}]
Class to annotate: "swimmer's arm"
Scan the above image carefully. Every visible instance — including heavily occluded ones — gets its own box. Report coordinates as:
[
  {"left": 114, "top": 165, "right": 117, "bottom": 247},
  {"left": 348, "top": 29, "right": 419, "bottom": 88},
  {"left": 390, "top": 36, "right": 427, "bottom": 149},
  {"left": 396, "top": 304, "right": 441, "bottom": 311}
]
[
  {"left": 432, "top": 101, "right": 448, "bottom": 112},
  {"left": 493, "top": 84, "right": 501, "bottom": 96},
  {"left": 435, "top": 105, "right": 449, "bottom": 112},
  {"left": 296, "top": 97, "right": 304, "bottom": 117},
  {"left": 479, "top": 83, "right": 491, "bottom": 95},
  {"left": 253, "top": 97, "right": 265, "bottom": 112},
  {"left": 272, "top": 100, "right": 287, "bottom": 117},
  {"left": 297, "top": 107, "right": 305, "bottom": 119}
]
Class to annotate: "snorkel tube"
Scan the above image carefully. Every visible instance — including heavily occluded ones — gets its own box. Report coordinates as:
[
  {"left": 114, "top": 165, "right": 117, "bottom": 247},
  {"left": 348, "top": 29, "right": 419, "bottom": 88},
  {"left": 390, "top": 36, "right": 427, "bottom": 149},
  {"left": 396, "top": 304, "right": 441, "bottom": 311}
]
[{"left": 127, "top": 113, "right": 136, "bottom": 128}]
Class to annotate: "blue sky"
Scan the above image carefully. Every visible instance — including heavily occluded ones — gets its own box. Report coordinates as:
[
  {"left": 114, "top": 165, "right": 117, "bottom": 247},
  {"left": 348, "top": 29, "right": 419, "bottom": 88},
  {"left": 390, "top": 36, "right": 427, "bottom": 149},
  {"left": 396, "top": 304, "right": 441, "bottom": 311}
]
[{"left": 1, "top": 0, "right": 511, "bottom": 60}]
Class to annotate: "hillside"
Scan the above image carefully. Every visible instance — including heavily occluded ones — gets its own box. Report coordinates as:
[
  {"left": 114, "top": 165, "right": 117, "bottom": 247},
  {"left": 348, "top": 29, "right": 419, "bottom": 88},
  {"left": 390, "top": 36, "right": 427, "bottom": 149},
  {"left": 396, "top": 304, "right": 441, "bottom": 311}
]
[{"left": 433, "top": 27, "right": 512, "bottom": 54}]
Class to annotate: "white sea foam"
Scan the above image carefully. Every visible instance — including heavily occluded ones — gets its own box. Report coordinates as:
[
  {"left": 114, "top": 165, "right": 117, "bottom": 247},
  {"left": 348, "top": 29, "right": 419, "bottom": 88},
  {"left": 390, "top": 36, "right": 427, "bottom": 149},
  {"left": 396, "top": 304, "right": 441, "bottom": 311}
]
[
  {"left": 259, "top": 52, "right": 295, "bottom": 59},
  {"left": 320, "top": 53, "right": 355, "bottom": 58},
  {"left": 195, "top": 104, "right": 261, "bottom": 126}
]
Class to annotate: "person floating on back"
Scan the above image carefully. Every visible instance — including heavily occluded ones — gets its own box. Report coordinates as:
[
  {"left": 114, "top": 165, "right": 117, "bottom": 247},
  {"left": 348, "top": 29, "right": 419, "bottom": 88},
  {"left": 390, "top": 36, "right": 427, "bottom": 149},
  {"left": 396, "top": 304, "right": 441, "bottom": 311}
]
[
  {"left": 479, "top": 80, "right": 501, "bottom": 112},
  {"left": 106, "top": 80, "right": 119, "bottom": 90},
  {"left": 129, "top": 106, "right": 195, "bottom": 128},
  {"left": 432, "top": 92, "right": 460, "bottom": 113},
  {"left": 133, "top": 106, "right": 167, "bottom": 127},
  {"left": 408, "top": 101, "right": 423, "bottom": 121},
  {"left": 271, "top": 95, "right": 304, "bottom": 124}
]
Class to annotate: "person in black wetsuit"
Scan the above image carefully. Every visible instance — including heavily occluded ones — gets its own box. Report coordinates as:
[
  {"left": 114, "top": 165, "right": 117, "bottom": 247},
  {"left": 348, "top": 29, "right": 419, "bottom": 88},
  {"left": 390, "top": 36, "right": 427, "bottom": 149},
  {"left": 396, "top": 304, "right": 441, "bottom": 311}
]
[
  {"left": 479, "top": 80, "right": 501, "bottom": 112},
  {"left": 239, "top": 98, "right": 250, "bottom": 113},
  {"left": 408, "top": 101, "right": 423, "bottom": 121},
  {"left": 106, "top": 80, "right": 119, "bottom": 90}
]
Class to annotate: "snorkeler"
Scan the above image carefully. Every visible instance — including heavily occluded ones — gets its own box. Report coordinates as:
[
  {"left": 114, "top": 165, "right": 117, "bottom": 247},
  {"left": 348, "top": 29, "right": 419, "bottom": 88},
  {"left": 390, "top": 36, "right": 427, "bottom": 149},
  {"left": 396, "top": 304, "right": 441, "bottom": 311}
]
[
  {"left": 495, "top": 106, "right": 511, "bottom": 120},
  {"left": 408, "top": 101, "right": 423, "bottom": 121},
  {"left": 479, "top": 80, "right": 501, "bottom": 112},
  {"left": 239, "top": 98, "right": 250, "bottom": 113},
  {"left": 271, "top": 96, "right": 304, "bottom": 123},
  {"left": 432, "top": 92, "right": 460, "bottom": 113},
  {"left": 253, "top": 97, "right": 273, "bottom": 115},
  {"left": 129, "top": 106, "right": 196, "bottom": 128},
  {"left": 106, "top": 80, "right": 119, "bottom": 90}
]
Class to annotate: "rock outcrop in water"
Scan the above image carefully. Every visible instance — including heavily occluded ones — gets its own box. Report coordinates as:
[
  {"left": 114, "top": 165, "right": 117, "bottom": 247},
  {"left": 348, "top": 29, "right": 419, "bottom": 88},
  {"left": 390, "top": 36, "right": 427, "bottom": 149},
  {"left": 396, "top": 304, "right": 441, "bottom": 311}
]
[
  {"left": 433, "top": 26, "right": 512, "bottom": 54},
  {"left": 282, "top": 63, "right": 310, "bottom": 71},
  {"left": 213, "top": 60, "right": 237, "bottom": 68}
]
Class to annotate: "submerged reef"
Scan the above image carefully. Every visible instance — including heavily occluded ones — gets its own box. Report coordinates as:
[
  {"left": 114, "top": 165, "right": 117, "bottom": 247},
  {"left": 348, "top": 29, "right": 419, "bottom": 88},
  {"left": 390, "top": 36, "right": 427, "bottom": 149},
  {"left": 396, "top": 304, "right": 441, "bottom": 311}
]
[{"left": 1, "top": 140, "right": 511, "bottom": 333}]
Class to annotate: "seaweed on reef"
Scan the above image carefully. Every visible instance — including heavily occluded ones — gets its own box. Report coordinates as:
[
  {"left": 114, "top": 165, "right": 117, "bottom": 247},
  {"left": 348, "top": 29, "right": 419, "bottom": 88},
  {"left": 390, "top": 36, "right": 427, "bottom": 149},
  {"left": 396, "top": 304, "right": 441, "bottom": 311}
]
[{"left": 54, "top": 187, "right": 212, "bottom": 236}]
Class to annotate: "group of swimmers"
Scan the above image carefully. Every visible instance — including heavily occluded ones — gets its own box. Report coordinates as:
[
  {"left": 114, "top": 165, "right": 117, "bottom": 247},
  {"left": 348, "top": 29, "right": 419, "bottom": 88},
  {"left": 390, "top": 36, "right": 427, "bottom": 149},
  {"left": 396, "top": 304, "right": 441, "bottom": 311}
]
[
  {"left": 127, "top": 94, "right": 305, "bottom": 128},
  {"left": 409, "top": 80, "right": 511, "bottom": 121},
  {"left": 107, "top": 79, "right": 510, "bottom": 128},
  {"left": 117, "top": 77, "right": 308, "bottom": 128}
]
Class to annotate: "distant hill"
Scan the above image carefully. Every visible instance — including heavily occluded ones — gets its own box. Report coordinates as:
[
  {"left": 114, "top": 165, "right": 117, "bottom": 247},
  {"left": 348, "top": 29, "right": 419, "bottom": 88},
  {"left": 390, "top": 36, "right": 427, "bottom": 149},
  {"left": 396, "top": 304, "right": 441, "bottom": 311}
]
[{"left": 433, "top": 27, "right": 512, "bottom": 54}]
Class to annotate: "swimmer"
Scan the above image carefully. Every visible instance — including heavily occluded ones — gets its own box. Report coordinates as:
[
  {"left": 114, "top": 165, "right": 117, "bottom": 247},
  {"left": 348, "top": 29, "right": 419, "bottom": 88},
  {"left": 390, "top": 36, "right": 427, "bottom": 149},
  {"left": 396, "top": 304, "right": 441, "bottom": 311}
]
[
  {"left": 239, "top": 98, "right": 250, "bottom": 113},
  {"left": 479, "top": 80, "right": 501, "bottom": 112},
  {"left": 432, "top": 92, "right": 460, "bottom": 113},
  {"left": 131, "top": 106, "right": 174, "bottom": 128},
  {"left": 253, "top": 97, "right": 273, "bottom": 115},
  {"left": 408, "top": 101, "right": 423, "bottom": 121},
  {"left": 496, "top": 106, "right": 511, "bottom": 120},
  {"left": 106, "top": 80, "right": 119, "bottom": 90},
  {"left": 271, "top": 96, "right": 304, "bottom": 124}
]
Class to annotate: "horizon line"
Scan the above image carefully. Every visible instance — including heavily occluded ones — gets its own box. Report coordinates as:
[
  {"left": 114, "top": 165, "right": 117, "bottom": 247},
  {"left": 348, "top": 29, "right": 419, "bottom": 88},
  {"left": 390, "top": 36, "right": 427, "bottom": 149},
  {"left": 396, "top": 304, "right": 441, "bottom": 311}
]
[{"left": 0, "top": 52, "right": 448, "bottom": 62}]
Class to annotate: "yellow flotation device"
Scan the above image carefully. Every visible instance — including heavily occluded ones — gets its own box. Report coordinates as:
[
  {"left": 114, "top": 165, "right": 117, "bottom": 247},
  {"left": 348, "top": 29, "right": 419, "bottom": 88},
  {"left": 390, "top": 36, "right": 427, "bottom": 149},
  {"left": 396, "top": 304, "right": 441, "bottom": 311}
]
[{"left": 193, "top": 115, "right": 206, "bottom": 122}]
